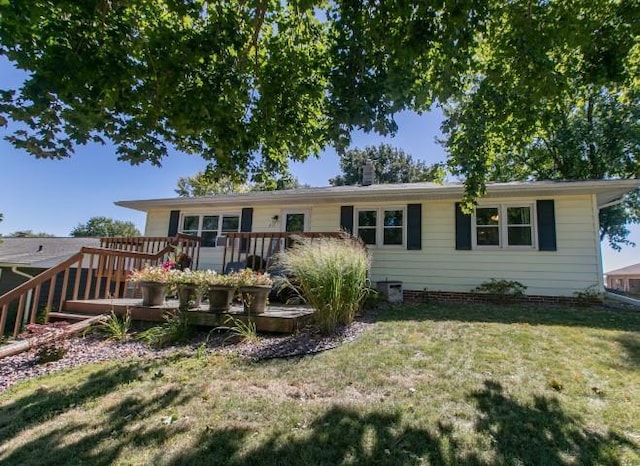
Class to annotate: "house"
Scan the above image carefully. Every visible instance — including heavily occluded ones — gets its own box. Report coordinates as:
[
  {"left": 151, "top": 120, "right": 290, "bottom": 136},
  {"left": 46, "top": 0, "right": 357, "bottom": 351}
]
[
  {"left": 605, "top": 263, "right": 640, "bottom": 295},
  {"left": 115, "top": 179, "right": 640, "bottom": 303},
  {"left": 0, "top": 237, "right": 100, "bottom": 295}
]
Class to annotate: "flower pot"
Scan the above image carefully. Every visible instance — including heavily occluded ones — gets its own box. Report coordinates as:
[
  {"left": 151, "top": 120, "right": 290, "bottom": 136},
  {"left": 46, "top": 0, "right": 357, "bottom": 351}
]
[
  {"left": 239, "top": 285, "right": 271, "bottom": 314},
  {"left": 139, "top": 281, "right": 167, "bottom": 306},
  {"left": 208, "top": 285, "right": 236, "bottom": 313},
  {"left": 177, "top": 284, "right": 202, "bottom": 310}
]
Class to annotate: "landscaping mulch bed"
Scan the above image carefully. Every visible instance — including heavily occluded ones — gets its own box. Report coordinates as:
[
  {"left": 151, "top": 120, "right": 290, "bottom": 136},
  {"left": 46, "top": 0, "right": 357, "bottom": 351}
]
[{"left": 0, "top": 317, "right": 374, "bottom": 393}]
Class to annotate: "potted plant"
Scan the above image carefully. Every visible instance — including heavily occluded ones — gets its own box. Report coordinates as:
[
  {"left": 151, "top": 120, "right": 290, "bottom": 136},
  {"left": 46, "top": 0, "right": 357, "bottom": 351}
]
[
  {"left": 172, "top": 269, "right": 209, "bottom": 310},
  {"left": 204, "top": 272, "right": 237, "bottom": 313},
  {"left": 129, "top": 265, "right": 177, "bottom": 306},
  {"left": 236, "top": 269, "right": 273, "bottom": 314}
]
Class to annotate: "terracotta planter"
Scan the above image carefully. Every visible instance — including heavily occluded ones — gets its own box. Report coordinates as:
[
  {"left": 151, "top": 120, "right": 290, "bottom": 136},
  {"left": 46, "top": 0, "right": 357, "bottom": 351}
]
[
  {"left": 208, "top": 285, "right": 236, "bottom": 313},
  {"left": 139, "top": 281, "right": 167, "bottom": 306},
  {"left": 239, "top": 285, "right": 270, "bottom": 314},
  {"left": 177, "top": 284, "right": 203, "bottom": 310}
]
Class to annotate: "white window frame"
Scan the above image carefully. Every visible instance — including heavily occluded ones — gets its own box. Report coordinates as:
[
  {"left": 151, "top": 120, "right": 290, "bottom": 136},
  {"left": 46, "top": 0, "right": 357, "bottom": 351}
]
[
  {"left": 179, "top": 212, "right": 241, "bottom": 248},
  {"left": 280, "top": 209, "right": 310, "bottom": 233},
  {"left": 472, "top": 203, "right": 537, "bottom": 250},
  {"left": 355, "top": 206, "right": 406, "bottom": 248}
]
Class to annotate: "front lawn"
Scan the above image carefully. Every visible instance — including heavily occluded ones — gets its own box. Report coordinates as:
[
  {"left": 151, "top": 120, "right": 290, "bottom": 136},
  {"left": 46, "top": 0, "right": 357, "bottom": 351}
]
[{"left": 1, "top": 304, "right": 639, "bottom": 465}]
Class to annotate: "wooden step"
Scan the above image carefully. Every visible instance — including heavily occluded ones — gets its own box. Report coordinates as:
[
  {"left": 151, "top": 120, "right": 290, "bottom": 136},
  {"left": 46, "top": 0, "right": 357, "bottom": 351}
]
[{"left": 49, "top": 311, "right": 97, "bottom": 321}]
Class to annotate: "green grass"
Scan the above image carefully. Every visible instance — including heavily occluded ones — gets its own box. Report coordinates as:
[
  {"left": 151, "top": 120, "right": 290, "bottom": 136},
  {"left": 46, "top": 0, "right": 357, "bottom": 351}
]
[{"left": 1, "top": 303, "right": 639, "bottom": 465}]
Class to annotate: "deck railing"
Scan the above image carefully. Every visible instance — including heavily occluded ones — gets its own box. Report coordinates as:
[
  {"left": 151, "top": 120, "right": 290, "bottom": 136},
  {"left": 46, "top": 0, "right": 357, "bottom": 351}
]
[
  {"left": 0, "top": 234, "right": 201, "bottom": 337},
  {"left": 99, "top": 234, "right": 201, "bottom": 269},
  {"left": 222, "top": 231, "right": 347, "bottom": 273}
]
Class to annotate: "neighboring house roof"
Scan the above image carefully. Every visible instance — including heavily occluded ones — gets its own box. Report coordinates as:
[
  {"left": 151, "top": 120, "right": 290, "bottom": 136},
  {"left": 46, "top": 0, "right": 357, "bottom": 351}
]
[
  {"left": 0, "top": 237, "right": 101, "bottom": 268},
  {"left": 606, "top": 263, "right": 640, "bottom": 277},
  {"left": 115, "top": 179, "right": 640, "bottom": 212}
]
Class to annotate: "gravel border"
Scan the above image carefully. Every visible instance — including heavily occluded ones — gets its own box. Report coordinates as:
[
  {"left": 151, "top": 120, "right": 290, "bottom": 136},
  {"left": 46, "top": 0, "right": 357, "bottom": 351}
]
[{"left": 0, "top": 316, "right": 374, "bottom": 393}]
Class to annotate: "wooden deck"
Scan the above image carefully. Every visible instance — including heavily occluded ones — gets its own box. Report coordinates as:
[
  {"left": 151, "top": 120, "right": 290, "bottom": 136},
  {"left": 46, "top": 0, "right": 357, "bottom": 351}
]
[{"left": 61, "top": 298, "right": 315, "bottom": 333}]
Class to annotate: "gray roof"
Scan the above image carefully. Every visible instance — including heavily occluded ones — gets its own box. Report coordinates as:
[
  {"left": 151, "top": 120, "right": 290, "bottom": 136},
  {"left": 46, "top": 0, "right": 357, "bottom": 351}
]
[
  {"left": 0, "top": 237, "right": 101, "bottom": 268},
  {"left": 115, "top": 179, "right": 640, "bottom": 212},
  {"left": 606, "top": 263, "right": 640, "bottom": 277}
]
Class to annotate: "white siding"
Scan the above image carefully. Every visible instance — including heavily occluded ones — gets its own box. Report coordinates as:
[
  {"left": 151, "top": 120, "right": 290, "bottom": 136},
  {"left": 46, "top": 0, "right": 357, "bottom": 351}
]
[
  {"left": 142, "top": 194, "right": 600, "bottom": 296},
  {"left": 366, "top": 195, "right": 600, "bottom": 296},
  {"left": 145, "top": 210, "right": 170, "bottom": 236}
]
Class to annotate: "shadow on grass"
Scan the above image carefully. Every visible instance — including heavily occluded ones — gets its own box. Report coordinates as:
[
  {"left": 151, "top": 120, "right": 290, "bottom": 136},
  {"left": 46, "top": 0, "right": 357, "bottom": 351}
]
[
  {"left": 0, "top": 361, "right": 154, "bottom": 442},
  {"left": 0, "top": 361, "right": 194, "bottom": 465},
  {"left": 162, "top": 406, "right": 484, "bottom": 466},
  {"left": 1, "top": 375, "right": 635, "bottom": 465},
  {"left": 470, "top": 380, "right": 635, "bottom": 465},
  {"left": 375, "top": 303, "right": 640, "bottom": 332},
  {"left": 162, "top": 385, "right": 637, "bottom": 466},
  {"left": 616, "top": 332, "right": 640, "bottom": 368}
]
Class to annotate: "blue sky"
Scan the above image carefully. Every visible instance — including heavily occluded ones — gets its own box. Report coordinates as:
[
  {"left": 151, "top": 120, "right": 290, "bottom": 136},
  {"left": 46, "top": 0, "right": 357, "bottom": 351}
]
[{"left": 0, "top": 57, "right": 637, "bottom": 272}]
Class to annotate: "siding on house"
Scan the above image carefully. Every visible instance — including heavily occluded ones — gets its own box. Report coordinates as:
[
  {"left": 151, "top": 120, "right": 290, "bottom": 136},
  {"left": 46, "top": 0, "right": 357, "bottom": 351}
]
[
  {"left": 367, "top": 195, "right": 600, "bottom": 296},
  {"left": 142, "top": 194, "right": 601, "bottom": 297}
]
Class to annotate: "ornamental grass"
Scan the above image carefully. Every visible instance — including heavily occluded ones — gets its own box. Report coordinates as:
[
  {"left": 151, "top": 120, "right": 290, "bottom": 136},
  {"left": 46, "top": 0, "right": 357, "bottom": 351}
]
[{"left": 276, "top": 236, "right": 370, "bottom": 334}]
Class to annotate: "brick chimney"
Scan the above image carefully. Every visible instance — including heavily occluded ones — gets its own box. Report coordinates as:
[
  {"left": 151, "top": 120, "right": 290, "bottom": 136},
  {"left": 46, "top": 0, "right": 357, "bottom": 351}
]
[{"left": 362, "top": 159, "right": 375, "bottom": 186}]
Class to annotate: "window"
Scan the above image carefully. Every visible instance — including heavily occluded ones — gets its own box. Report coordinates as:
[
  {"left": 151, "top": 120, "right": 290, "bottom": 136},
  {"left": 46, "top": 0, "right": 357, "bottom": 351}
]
[
  {"left": 475, "top": 207, "right": 500, "bottom": 246},
  {"left": 473, "top": 204, "right": 535, "bottom": 248},
  {"left": 357, "top": 210, "right": 377, "bottom": 245},
  {"left": 383, "top": 209, "right": 404, "bottom": 245},
  {"left": 282, "top": 211, "right": 308, "bottom": 233},
  {"left": 180, "top": 214, "right": 240, "bottom": 247},
  {"left": 356, "top": 207, "right": 405, "bottom": 247},
  {"left": 506, "top": 206, "right": 532, "bottom": 246}
]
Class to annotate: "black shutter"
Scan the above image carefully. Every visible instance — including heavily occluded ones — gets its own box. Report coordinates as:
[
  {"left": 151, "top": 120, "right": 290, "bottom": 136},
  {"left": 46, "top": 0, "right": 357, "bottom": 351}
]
[
  {"left": 455, "top": 203, "right": 472, "bottom": 250},
  {"left": 240, "top": 208, "right": 253, "bottom": 252},
  {"left": 340, "top": 206, "right": 354, "bottom": 235},
  {"left": 168, "top": 210, "right": 180, "bottom": 236},
  {"left": 407, "top": 204, "right": 422, "bottom": 250},
  {"left": 537, "top": 200, "right": 557, "bottom": 251}
]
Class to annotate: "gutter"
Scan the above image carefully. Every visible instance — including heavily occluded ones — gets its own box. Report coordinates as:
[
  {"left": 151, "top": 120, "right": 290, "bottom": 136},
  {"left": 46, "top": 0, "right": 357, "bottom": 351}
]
[{"left": 115, "top": 179, "right": 640, "bottom": 212}]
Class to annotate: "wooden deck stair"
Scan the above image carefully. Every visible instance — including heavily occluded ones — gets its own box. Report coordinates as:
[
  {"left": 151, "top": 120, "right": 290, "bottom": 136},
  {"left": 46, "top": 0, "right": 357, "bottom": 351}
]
[
  {"left": 0, "top": 234, "right": 201, "bottom": 338},
  {"left": 56, "top": 298, "right": 315, "bottom": 333}
]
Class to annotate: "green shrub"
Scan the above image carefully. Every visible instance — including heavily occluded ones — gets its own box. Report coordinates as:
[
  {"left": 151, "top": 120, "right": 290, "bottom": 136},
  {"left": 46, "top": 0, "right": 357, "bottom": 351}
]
[
  {"left": 137, "top": 311, "right": 192, "bottom": 348},
  {"left": 221, "top": 315, "right": 259, "bottom": 344},
  {"left": 473, "top": 279, "right": 527, "bottom": 298},
  {"left": 98, "top": 310, "right": 131, "bottom": 341},
  {"left": 361, "top": 287, "right": 382, "bottom": 310},
  {"left": 573, "top": 284, "right": 604, "bottom": 304},
  {"left": 276, "top": 236, "right": 371, "bottom": 334}
]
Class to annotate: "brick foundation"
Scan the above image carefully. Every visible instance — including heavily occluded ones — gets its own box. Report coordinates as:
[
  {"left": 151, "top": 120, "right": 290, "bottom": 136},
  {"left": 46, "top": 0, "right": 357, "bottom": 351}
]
[{"left": 403, "top": 290, "right": 602, "bottom": 306}]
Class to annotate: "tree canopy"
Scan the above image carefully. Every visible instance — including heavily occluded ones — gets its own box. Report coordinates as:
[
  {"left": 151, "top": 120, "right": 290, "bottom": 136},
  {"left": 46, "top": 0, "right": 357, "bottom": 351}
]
[
  {"left": 460, "top": 86, "right": 640, "bottom": 249},
  {"left": 329, "top": 144, "right": 445, "bottom": 186},
  {"left": 0, "top": 1, "right": 638, "bottom": 200},
  {"left": 71, "top": 217, "right": 141, "bottom": 237},
  {"left": 8, "top": 230, "right": 54, "bottom": 238},
  {"left": 176, "top": 164, "right": 305, "bottom": 197}
]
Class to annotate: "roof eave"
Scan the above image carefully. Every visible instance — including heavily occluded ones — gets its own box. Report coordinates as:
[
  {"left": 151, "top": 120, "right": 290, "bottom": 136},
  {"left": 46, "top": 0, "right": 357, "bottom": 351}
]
[{"left": 115, "top": 179, "right": 640, "bottom": 212}]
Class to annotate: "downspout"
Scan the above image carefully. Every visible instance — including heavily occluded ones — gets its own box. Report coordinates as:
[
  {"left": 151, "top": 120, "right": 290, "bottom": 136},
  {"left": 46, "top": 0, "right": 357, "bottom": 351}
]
[
  {"left": 11, "top": 266, "right": 37, "bottom": 326},
  {"left": 591, "top": 195, "right": 606, "bottom": 293},
  {"left": 11, "top": 266, "right": 35, "bottom": 281}
]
